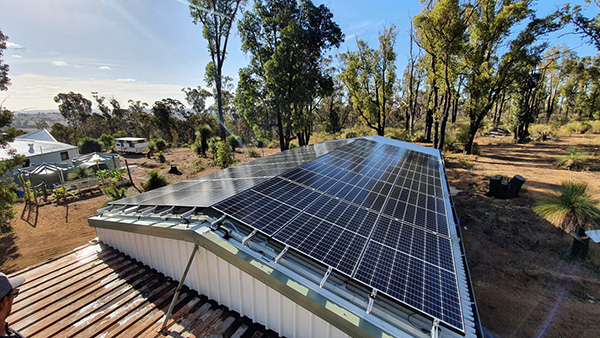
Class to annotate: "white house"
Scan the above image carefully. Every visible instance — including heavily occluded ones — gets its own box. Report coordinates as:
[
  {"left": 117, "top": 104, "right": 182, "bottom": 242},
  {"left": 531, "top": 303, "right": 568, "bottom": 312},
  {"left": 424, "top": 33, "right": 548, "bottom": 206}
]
[
  {"left": 115, "top": 137, "right": 148, "bottom": 154},
  {"left": 1, "top": 129, "right": 78, "bottom": 166}
]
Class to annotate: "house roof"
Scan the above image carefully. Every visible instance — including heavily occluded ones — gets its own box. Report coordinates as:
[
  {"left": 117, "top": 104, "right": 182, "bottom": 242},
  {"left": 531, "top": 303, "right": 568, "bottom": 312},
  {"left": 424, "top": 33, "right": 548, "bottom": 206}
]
[
  {"left": 115, "top": 137, "right": 147, "bottom": 141},
  {"left": 90, "top": 136, "right": 482, "bottom": 337},
  {"left": 7, "top": 242, "right": 275, "bottom": 337},
  {"left": 0, "top": 139, "right": 77, "bottom": 161},
  {"left": 16, "top": 129, "right": 57, "bottom": 142}
]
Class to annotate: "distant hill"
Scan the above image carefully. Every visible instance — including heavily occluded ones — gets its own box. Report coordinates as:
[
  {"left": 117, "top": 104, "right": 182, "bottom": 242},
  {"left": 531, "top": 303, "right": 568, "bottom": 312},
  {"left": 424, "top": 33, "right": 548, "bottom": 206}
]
[{"left": 11, "top": 111, "right": 66, "bottom": 132}]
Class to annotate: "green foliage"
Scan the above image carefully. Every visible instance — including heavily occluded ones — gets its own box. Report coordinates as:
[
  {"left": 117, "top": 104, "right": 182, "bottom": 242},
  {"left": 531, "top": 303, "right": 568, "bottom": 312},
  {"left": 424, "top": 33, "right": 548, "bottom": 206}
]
[
  {"left": 534, "top": 181, "right": 600, "bottom": 234},
  {"left": 102, "top": 183, "right": 127, "bottom": 201},
  {"left": 191, "top": 141, "right": 203, "bottom": 156},
  {"left": 226, "top": 135, "right": 242, "bottom": 151},
  {"left": 189, "top": 0, "right": 244, "bottom": 140},
  {"left": 68, "top": 165, "right": 93, "bottom": 181},
  {"left": 157, "top": 150, "right": 166, "bottom": 163},
  {"left": 99, "top": 134, "right": 115, "bottom": 151},
  {"left": 0, "top": 29, "right": 10, "bottom": 91},
  {"left": 339, "top": 26, "right": 397, "bottom": 136},
  {"left": 190, "top": 159, "right": 205, "bottom": 175},
  {"left": 237, "top": 0, "right": 343, "bottom": 150},
  {"left": 54, "top": 92, "right": 92, "bottom": 144},
  {"left": 556, "top": 147, "right": 591, "bottom": 170},
  {"left": 289, "top": 142, "right": 297, "bottom": 149},
  {"left": 51, "top": 186, "right": 68, "bottom": 201},
  {"left": 215, "top": 141, "right": 236, "bottom": 169},
  {"left": 345, "top": 131, "right": 358, "bottom": 139},
  {"left": 560, "top": 121, "right": 591, "bottom": 135},
  {"left": 78, "top": 137, "right": 102, "bottom": 154},
  {"left": 110, "top": 168, "right": 126, "bottom": 182},
  {"left": 142, "top": 169, "right": 168, "bottom": 191},
  {"left": 151, "top": 138, "right": 167, "bottom": 151},
  {"left": 244, "top": 148, "right": 259, "bottom": 158}
]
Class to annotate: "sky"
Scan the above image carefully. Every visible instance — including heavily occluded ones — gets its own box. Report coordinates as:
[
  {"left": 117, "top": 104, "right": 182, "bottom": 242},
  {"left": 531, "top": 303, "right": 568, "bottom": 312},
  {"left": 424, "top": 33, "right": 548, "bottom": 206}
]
[{"left": 0, "top": 0, "right": 597, "bottom": 112}]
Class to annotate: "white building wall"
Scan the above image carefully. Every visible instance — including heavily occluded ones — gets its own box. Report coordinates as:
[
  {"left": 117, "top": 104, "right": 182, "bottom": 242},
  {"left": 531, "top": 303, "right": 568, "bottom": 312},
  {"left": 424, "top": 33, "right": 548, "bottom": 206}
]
[{"left": 96, "top": 228, "right": 350, "bottom": 338}]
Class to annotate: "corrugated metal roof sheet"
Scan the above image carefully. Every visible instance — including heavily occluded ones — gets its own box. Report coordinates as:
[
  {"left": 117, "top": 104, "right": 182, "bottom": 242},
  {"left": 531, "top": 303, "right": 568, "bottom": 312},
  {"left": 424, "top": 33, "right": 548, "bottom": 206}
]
[{"left": 7, "top": 242, "right": 278, "bottom": 338}]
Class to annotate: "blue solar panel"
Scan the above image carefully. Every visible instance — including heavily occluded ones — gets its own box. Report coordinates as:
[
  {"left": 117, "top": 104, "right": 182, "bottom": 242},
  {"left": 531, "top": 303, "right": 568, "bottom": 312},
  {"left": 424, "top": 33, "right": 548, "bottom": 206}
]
[{"left": 211, "top": 138, "right": 465, "bottom": 331}]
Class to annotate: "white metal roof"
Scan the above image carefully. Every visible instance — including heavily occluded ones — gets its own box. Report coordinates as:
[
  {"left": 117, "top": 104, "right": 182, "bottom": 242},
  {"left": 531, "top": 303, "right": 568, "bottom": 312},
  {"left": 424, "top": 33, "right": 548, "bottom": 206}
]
[
  {"left": 115, "top": 137, "right": 147, "bottom": 141},
  {"left": 0, "top": 139, "right": 77, "bottom": 160},
  {"left": 16, "top": 129, "right": 57, "bottom": 142}
]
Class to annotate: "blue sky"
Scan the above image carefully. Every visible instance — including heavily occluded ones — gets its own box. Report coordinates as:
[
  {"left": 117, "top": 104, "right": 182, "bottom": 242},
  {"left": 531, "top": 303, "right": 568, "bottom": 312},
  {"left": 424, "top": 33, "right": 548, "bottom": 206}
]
[{"left": 0, "top": 0, "right": 596, "bottom": 112}]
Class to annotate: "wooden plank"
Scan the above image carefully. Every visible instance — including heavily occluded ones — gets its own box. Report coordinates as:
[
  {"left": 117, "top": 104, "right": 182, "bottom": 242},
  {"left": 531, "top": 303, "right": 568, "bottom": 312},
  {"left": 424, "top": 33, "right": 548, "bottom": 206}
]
[
  {"left": 100, "top": 282, "right": 180, "bottom": 338},
  {"left": 168, "top": 302, "right": 214, "bottom": 338},
  {"left": 10, "top": 244, "right": 108, "bottom": 283},
  {"left": 201, "top": 315, "right": 237, "bottom": 338},
  {"left": 229, "top": 324, "right": 249, "bottom": 338},
  {"left": 16, "top": 248, "right": 118, "bottom": 298},
  {"left": 13, "top": 262, "right": 142, "bottom": 336},
  {"left": 138, "top": 293, "right": 206, "bottom": 338},
  {"left": 52, "top": 271, "right": 164, "bottom": 337},
  {"left": 115, "top": 291, "right": 193, "bottom": 338},
  {"left": 11, "top": 255, "right": 129, "bottom": 317}
]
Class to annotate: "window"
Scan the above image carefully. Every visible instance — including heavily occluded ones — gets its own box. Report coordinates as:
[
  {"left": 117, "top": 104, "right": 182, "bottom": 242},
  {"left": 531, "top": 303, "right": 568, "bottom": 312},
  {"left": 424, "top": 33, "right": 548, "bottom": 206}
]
[{"left": 60, "top": 151, "right": 69, "bottom": 160}]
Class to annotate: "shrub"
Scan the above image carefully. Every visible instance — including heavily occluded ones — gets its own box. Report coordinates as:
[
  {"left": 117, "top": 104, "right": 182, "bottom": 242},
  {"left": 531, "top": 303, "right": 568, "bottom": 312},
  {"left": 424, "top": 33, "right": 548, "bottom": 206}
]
[
  {"left": 560, "top": 121, "right": 591, "bottom": 135},
  {"left": 102, "top": 183, "right": 127, "bottom": 201},
  {"left": 345, "top": 130, "right": 358, "bottom": 139},
  {"left": 142, "top": 169, "right": 168, "bottom": 191},
  {"left": 226, "top": 135, "right": 242, "bottom": 152},
  {"left": 190, "top": 159, "right": 205, "bottom": 175},
  {"left": 556, "top": 147, "right": 590, "bottom": 170},
  {"left": 289, "top": 142, "right": 297, "bottom": 149},
  {"left": 78, "top": 137, "right": 102, "bottom": 154},
  {"left": 215, "top": 142, "right": 236, "bottom": 169},
  {"left": 244, "top": 148, "right": 259, "bottom": 158},
  {"left": 191, "top": 141, "right": 203, "bottom": 156},
  {"left": 157, "top": 150, "right": 166, "bottom": 163},
  {"left": 68, "top": 165, "right": 93, "bottom": 181},
  {"left": 152, "top": 138, "right": 167, "bottom": 151},
  {"left": 98, "top": 134, "right": 115, "bottom": 151}
]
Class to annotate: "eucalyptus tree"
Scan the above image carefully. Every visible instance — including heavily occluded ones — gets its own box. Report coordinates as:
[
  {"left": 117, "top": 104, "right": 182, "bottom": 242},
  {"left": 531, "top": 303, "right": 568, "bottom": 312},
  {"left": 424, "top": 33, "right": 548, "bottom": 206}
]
[
  {"left": 561, "top": 0, "right": 600, "bottom": 51},
  {"left": 54, "top": 92, "right": 93, "bottom": 144},
  {"left": 237, "top": 0, "right": 343, "bottom": 150},
  {"left": 461, "top": 0, "right": 560, "bottom": 154},
  {"left": 340, "top": 25, "right": 397, "bottom": 136},
  {"left": 541, "top": 46, "right": 564, "bottom": 122},
  {"left": 400, "top": 22, "right": 424, "bottom": 135},
  {"left": 189, "top": 0, "right": 245, "bottom": 141},
  {"left": 414, "top": 0, "right": 468, "bottom": 150}
]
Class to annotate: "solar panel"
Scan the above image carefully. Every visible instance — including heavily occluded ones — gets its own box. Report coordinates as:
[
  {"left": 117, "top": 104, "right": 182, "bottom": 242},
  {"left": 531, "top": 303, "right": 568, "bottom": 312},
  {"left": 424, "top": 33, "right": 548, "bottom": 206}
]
[{"left": 211, "top": 137, "right": 465, "bottom": 331}]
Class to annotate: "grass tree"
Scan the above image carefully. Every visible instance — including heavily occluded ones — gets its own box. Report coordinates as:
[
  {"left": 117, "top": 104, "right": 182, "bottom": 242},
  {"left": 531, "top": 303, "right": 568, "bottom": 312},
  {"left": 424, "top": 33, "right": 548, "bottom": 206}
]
[
  {"left": 534, "top": 181, "right": 600, "bottom": 259},
  {"left": 141, "top": 169, "right": 169, "bottom": 192}
]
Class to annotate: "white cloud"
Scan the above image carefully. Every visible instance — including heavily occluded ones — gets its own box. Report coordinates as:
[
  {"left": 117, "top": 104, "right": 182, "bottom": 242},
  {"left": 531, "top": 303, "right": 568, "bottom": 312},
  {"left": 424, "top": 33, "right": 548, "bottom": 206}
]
[
  {"left": 47, "top": 51, "right": 61, "bottom": 56},
  {"left": 52, "top": 61, "right": 68, "bottom": 66},
  {"left": 116, "top": 78, "right": 135, "bottom": 82},
  {"left": 11, "top": 55, "right": 22, "bottom": 58},
  {"left": 6, "top": 42, "right": 24, "bottom": 49},
  {"left": 99, "top": 66, "right": 111, "bottom": 70}
]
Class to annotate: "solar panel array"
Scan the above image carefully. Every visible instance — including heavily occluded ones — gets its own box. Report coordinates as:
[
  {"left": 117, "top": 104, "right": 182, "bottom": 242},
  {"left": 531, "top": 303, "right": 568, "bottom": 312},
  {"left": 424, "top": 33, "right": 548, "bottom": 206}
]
[{"left": 212, "top": 138, "right": 464, "bottom": 331}]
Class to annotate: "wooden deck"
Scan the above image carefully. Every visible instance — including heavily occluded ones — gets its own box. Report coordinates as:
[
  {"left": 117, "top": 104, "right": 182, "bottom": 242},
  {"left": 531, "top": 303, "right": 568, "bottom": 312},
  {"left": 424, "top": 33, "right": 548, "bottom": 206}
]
[{"left": 7, "top": 242, "right": 278, "bottom": 338}]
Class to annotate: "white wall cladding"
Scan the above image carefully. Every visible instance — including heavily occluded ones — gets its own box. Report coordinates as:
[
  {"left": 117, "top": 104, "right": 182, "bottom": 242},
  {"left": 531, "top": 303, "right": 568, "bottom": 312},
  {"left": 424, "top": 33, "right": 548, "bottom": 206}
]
[{"left": 96, "top": 228, "right": 350, "bottom": 338}]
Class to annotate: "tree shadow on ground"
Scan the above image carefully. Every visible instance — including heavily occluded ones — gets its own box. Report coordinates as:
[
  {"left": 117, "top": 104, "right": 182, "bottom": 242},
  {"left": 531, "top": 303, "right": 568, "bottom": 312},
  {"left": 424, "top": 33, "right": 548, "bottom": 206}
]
[{"left": 0, "top": 233, "right": 20, "bottom": 273}]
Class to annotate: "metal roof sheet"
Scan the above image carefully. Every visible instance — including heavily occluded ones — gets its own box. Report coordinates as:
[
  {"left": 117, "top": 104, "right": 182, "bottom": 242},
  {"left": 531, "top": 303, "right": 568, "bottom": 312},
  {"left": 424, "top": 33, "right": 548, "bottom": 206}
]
[
  {"left": 0, "top": 139, "right": 77, "bottom": 160},
  {"left": 15, "top": 129, "right": 57, "bottom": 142},
  {"left": 7, "top": 243, "right": 277, "bottom": 338}
]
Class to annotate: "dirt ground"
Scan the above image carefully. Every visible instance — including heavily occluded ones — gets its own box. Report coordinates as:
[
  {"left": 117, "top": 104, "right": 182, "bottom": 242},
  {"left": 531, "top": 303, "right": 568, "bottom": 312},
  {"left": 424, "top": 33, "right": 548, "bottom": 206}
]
[{"left": 2, "top": 136, "right": 600, "bottom": 337}]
